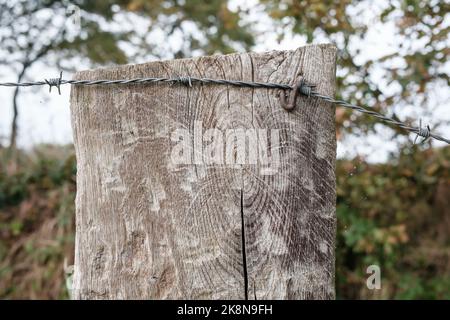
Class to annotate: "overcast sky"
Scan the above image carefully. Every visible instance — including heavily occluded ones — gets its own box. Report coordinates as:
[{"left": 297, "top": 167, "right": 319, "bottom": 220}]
[{"left": 0, "top": 0, "right": 449, "bottom": 162}]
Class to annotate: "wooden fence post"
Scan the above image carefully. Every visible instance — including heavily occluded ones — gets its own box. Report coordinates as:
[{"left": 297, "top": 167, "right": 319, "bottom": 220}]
[{"left": 70, "top": 44, "right": 337, "bottom": 299}]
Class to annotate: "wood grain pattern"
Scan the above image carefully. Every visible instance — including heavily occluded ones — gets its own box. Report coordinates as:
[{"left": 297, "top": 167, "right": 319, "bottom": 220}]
[{"left": 70, "top": 44, "right": 337, "bottom": 300}]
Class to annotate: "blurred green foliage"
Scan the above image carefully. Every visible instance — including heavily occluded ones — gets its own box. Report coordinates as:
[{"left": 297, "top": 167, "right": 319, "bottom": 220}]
[
  {"left": 0, "top": 146, "right": 76, "bottom": 299},
  {"left": 336, "top": 146, "right": 450, "bottom": 299},
  {"left": 0, "top": 145, "right": 448, "bottom": 299}
]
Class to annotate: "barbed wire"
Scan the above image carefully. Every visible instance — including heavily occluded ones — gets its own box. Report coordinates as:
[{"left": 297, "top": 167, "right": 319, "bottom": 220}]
[{"left": 0, "top": 73, "right": 448, "bottom": 144}]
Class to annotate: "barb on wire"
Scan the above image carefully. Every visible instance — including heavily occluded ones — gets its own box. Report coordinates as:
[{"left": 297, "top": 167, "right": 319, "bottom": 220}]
[
  {"left": 0, "top": 73, "right": 449, "bottom": 145},
  {"left": 413, "top": 119, "right": 431, "bottom": 145},
  {"left": 44, "top": 71, "right": 63, "bottom": 94},
  {"left": 177, "top": 76, "right": 193, "bottom": 87}
]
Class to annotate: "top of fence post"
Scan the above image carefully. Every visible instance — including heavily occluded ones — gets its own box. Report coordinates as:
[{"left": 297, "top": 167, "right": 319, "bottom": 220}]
[{"left": 70, "top": 44, "right": 337, "bottom": 299}]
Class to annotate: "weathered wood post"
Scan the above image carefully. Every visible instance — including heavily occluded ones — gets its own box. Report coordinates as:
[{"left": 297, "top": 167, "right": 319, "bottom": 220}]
[{"left": 70, "top": 44, "right": 337, "bottom": 299}]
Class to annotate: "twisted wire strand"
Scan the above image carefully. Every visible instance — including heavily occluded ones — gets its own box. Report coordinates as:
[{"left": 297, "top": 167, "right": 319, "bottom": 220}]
[
  {"left": 311, "top": 93, "right": 449, "bottom": 144},
  {"left": 0, "top": 75, "right": 448, "bottom": 144},
  {"left": 0, "top": 76, "right": 294, "bottom": 90}
]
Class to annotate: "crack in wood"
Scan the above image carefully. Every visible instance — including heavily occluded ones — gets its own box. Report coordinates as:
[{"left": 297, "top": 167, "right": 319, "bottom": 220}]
[{"left": 240, "top": 188, "right": 248, "bottom": 300}]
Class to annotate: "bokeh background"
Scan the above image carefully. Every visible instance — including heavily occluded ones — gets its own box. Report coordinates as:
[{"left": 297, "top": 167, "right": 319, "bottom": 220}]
[{"left": 0, "top": 0, "right": 449, "bottom": 299}]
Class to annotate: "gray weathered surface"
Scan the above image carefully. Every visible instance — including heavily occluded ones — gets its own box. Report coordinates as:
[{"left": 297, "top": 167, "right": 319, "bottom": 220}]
[{"left": 70, "top": 44, "right": 337, "bottom": 300}]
